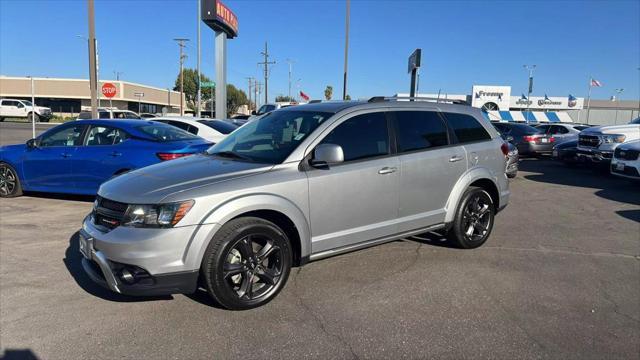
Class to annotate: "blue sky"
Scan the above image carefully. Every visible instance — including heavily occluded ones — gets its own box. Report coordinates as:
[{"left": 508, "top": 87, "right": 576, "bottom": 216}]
[{"left": 1, "top": 0, "right": 639, "bottom": 101}]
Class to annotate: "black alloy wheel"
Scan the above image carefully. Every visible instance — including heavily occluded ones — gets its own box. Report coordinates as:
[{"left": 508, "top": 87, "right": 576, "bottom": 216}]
[
  {"left": 0, "top": 163, "right": 22, "bottom": 198},
  {"left": 447, "top": 187, "right": 494, "bottom": 249},
  {"left": 201, "top": 217, "right": 292, "bottom": 310}
]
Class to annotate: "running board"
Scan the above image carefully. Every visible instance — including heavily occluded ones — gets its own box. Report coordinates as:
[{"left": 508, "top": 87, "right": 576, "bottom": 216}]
[{"left": 309, "top": 223, "right": 446, "bottom": 261}]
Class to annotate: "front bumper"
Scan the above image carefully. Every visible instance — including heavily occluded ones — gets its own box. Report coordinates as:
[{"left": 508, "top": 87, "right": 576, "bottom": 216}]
[
  {"left": 79, "top": 214, "right": 216, "bottom": 296},
  {"left": 576, "top": 148, "right": 613, "bottom": 164},
  {"left": 610, "top": 159, "right": 640, "bottom": 180}
]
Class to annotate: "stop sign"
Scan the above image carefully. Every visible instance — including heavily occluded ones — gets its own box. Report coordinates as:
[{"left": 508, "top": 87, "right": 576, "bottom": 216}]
[{"left": 101, "top": 83, "right": 117, "bottom": 98}]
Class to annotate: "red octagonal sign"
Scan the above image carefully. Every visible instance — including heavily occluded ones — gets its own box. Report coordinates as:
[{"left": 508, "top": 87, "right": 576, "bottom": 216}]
[{"left": 102, "top": 83, "right": 117, "bottom": 98}]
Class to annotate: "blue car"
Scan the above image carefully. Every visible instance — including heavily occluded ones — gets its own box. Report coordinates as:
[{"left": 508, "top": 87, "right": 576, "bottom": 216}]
[{"left": 0, "top": 119, "right": 212, "bottom": 197}]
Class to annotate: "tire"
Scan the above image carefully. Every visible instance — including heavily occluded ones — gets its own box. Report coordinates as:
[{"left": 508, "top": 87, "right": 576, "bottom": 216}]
[
  {"left": 0, "top": 162, "right": 23, "bottom": 198},
  {"left": 27, "top": 113, "right": 40, "bottom": 122},
  {"left": 0, "top": 117, "right": 4, "bottom": 122},
  {"left": 446, "top": 186, "right": 495, "bottom": 249},
  {"left": 201, "top": 217, "right": 292, "bottom": 310}
]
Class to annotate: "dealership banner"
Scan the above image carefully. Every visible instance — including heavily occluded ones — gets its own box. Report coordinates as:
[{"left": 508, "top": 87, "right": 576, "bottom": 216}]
[{"left": 509, "top": 95, "right": 584, "bottom": 110}]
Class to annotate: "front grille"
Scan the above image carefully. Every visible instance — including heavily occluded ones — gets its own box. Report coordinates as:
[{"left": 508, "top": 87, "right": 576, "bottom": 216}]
[
  {"left": 614, "top": 147, "right": 639, "bottom": 161},
  {"left": 578, "top": 135, "right": 600, "bottom": 148},
  {"left": 94, "top": 196, "right": 127, "bottom": 230}
]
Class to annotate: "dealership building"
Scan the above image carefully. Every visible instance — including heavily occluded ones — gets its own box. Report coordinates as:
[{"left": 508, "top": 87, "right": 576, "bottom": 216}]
[
  {"left": 0, "top": 76, "right": 184, "bottom": 117},
  {"left": 398, "top": 85, "right": 639, "bottom": 125}
]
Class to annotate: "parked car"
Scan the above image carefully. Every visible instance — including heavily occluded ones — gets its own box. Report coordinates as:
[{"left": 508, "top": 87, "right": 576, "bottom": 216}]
[
  {"left": 552, "top": 139, "right": 581, "bottom": 165},
  {"left": 231, "top": 114, "right": 250, "bottom": 120},
  {"left": 78, "top": 99, "right": 510, "bottom": 309},
  {"left": 577, "top": 121, "right": 640, "bottom": 165},
  {"left": 248, "top": 102, "right": 299, "bottom": 121},
  {"left": 140, "top": 113, "right": 158, "bottom": 119},
  {"left": 505, "top": 142, "right": 519, "bottom": 178},
  {"left": 535, "top": 123, "right": 591, "bottom": 144},
  {"left": 0, "top": 120, "right": 212, "bottom": 197},
  {"left": 77, "top": 109, "right": 142, "bottom": 120},
  {"left": 491, "top": 122, "right": 555, "bottom": 156},
  {"left": 152, "top": 117, "right": 237, "bottom": 143},
  {"left": 0, "top": 98, "right": 52, "bottom": 122},
  {"left": 610, "top": 139, "right": 640, "bottom": 180}
]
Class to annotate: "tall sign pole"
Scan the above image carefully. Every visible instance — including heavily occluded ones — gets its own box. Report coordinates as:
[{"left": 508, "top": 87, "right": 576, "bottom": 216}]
[
  {"left": 408, "top": 49, "right": 421, "bottom": 100},
  {"left": 87, "top": 0, "right": 98, "bottom": 119},
  {"left": 523, "top": 64, "right": 536, "bottom": 122},
  {"left": 202, "top": 0, "right": 238, "bottom": 118},
  {"left": 342, "top": 0, "right": 350, "bottom": 100}
]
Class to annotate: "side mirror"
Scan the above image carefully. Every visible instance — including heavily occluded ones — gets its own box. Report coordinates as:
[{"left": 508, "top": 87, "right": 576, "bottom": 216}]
[
  {"left": 251, "top": 110, "right": 257, "bottom": 115},
  {"left": 310, "top": 144, "right": 344, "bottom": 169},
  {"left": 26, "top": 138, "right": 38, "bottom": 149}
]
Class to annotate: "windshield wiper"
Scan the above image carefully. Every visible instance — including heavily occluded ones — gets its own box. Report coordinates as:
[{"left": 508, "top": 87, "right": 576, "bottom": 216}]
[{"left": 209, "top": 150, "right": 253, "bottom": 162}]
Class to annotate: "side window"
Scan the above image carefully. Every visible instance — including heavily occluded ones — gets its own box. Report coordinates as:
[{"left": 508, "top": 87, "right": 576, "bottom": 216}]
[
  {"left": 492, "top": 123, "right": 510, "bottom": 134},
  {"left": 187, "top": 125, "right": 199, "bottom": 135},
  {"left": 40, "top": 125, "right": 85, "bottom": 147},
  {"left": 554, "top": 126, "right": 569, "bottom": 134},
  {"left": 125, "top": 112, "right": 141, "bottom": 119},
  {"left": 537, "top": 125, "right": 551, "bottom": 134},
  {"left": 98, "top": 111, "right": 111, "bottom": 119},
  {"left": 16, "top": 101, "right": 25, "bottom": 108},
  {"left": 85, "top": 126, "right": 129, "bottom": 146},
  {"left": 168, "top": 120, "right": 191, "bottom": 132},
  {"left": 445, "top": 113, "right": 492, "bottom": 143},
  {"left": 393, "top": 111, "right": 448, "bottom": 152},
  {"left": 319, "top": 112, "right": 389, "bottom": 162}
]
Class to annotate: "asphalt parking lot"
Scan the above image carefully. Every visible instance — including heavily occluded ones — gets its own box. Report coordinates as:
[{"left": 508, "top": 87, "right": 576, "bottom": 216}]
[{"left": 1, "top": 122, "right": 639, "bottom": 359}]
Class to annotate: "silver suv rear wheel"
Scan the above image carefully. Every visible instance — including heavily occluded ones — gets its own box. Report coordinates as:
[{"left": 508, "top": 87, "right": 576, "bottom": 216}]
[{"left": 447, "top": 187, "right": 494, "bottom": 249}]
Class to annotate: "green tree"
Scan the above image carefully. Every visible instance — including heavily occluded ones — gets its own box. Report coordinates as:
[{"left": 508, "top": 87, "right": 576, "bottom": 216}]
[
  {"left": 173, "top": 68, "right": 213, "bottom": 111},
  {"left": 275, "top": 95, "right": 295, "bottom": 102},
  {"left": 226, "top": 84, "right": 248, "bottom": 116},
  {"left": 345, "top": 94, "right": 351, "bottom": 100},
  {"left": 324, "top": 85, "right": 333, "bottom": 101}
]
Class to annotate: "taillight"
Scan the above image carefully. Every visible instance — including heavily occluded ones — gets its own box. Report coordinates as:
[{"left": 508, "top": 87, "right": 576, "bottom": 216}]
[
  {"left": 501, "top": 142, "right": 509, "bottom": 157},
  {"left": 523, "top": 135, "right": 538, "bottom": 143},
  {"left": 156, "top": 152, "right": 194, "bottom": 161},
  {"left": 549, "top": 137, "right": 555, "bottom": 143}
]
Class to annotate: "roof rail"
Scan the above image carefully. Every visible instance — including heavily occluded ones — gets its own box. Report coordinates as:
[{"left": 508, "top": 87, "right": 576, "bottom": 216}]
[{"left": 367, "top": 96, "right": 468, "bottom": 105}]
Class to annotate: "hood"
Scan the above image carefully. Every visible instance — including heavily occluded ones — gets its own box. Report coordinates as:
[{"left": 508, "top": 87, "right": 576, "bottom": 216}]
[
  {"left": 0, "top": 143, "right": 27, "bottom": 152},
  {"left": 583, "top": 124, "right": 640, "bottom": 135},
  {"left": 98, "top": 154, "right": 273, "bottom": 204}
]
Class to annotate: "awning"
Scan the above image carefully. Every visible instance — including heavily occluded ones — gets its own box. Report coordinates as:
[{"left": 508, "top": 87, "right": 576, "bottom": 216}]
[{"left": 485, "top": 111, "right": 573, "bottom": 123}]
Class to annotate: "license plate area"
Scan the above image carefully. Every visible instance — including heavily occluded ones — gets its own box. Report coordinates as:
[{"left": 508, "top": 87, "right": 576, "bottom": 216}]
[{"left": 79, "top": 233, "right": 94, "bottom": 259}]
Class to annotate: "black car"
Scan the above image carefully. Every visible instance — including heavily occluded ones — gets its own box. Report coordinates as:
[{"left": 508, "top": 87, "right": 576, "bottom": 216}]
[
  {"left": 492, "top": 122, "right": 555, "bottom": 156},
  {"left": 552, "top": 139, "right": 580, "bottom": 165}
]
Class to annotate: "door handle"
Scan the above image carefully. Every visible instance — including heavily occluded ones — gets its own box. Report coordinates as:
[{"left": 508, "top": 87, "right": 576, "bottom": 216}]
[
  {"left": 449, "top": 155, "right": 463, "bottom": 162},
  {"left": 61, "top": 152, "right": 72, "bottom": 158},
  {"left": 378, "top": 167, "right": 397, "bottom": 175},
  {"left": 109, "top": 152, "right": 122, "bottom": 157}
]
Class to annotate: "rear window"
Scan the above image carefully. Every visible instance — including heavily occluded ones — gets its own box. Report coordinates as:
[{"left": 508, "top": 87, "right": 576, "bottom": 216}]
[
  {"left": 573, "top": 125, "right": 589, "bottom": 131},
  {"left": 135, "top": 124, "right": 198, "bottom": 142},
  {"left": 513, "top": 124, "right": 542, "bottom": 135},
  {"left": 199, "top": 120, "right": 238, "bottom": 134},
  {"left": 445, "top": 113, "right": 492, "bottom": 143}
]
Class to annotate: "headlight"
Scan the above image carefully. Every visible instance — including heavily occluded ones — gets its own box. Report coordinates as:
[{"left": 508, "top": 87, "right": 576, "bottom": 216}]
[
  {"left": 602, "top": 134, "right": 626, "bottom": 143},
  {"left": 122, "top": 200, "right": 194, "bottom": 228}
]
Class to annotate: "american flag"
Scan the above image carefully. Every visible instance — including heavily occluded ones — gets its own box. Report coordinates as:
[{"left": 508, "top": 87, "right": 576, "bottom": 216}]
[
  {"left": 591, "top": 79, "right": 603, "bottom": 87},
  {"left": 299, "top": 91, "right": 310, "bottom": 101}
]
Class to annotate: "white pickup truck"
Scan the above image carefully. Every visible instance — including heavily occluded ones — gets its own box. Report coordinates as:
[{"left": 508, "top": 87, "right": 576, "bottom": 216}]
[
  {"left": 577, "top": 118, "right": 640, "bottom": 165},
  {"left": 0, "top": 98, "right": 52, "bottom": 122}
]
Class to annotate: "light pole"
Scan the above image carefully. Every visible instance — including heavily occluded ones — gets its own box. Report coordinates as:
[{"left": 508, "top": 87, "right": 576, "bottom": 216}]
[
  {"left": 342, "top": 0, "right": 350, "bottom": 100},
  {"left": 27, "top": 76, "right": 35, "bottom": 138},
  {"left": 523, "top": 64, "right": 536, "bottom": 122},
  {"left": 196, "top": 0, "right": 202, "bottom": 117},
  {"left": 295, "top": 78, "right": 302, "bottom": 101},
  {"left": 286, "top": 59, "right": 295, "bottom": 100},
  {"left": 614, "top": 88, "right": 624, "bottom": 124}
]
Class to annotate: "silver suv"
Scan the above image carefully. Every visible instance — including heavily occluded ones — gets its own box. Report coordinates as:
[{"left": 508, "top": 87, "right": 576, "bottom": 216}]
[{"left": 79, "top": 98, "right": 510, "bottom": 309}]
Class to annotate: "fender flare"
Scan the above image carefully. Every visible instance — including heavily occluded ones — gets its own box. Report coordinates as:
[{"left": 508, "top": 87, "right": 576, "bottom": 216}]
[
  {"left": 184, "top": 193, "right": 311, "bottom": 270},
  {"left": 443, "top": 167, "right": 499, "bottom": 224}
]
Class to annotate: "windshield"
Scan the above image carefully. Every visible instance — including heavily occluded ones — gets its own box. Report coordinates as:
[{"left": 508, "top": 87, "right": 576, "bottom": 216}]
[
  {"left": 207, "top": 110, "right": 332, "bottom": 164},
  {"left": 198, "top": 120, "right": 238, "bottom": 134},
  {"left": 135, "top": 124, "right": 199, "bottom": 141},
  {"left": 22, "top": 100, "right": 33, "bottom": 106},
  {"left": 257, "top": 104, "right": 276, "bottom": 115}
]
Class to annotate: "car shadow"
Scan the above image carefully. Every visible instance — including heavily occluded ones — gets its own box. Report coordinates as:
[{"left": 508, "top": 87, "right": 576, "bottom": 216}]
[
  {"left": 519, "top": 158, "right": 640, "bottom": 206},
  {"left": 23, "top": 191, "right": 95, "bottom": 203},
  {"left": 1, "top": 349, "right": 40, "bottom": 360},
  {"left": 63, "top": 231, "right": 173, "bottom": 303},
  {"left": 616, "top": 209, "right": 640, "bottom": 223},
  {"left": 183, "top": 288, "right": 226, "bottom": 310},
  {"left": 403, "top": 231, "right": 460, "bottom": 248}
]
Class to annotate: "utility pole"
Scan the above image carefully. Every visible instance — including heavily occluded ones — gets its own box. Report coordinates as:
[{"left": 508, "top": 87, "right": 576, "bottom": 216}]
[
  {"left": 614, "top": 88, "right": 624, "bottom": 124},
  {"left": 87, "top": 0, "right": 98, "bottom": 119},
  {"left": 342, "top": 0, "right": 350, "bottom": 100},
  {"left": 197, "top": 0, "right": 202, "bottom": 118},
  {"left": 286, "top": 59, "right": 295, "bottom": 100},
  {"left": 255, "top": 81, "right": 262, "bottom": 109},
  {"left": 523, "top": 64, "right": 536, "bottom": 122},
  {"left": 246, "top": 77, "right": 254, "bottom": 111},
  {"left": 174, "top": 38, "right": 189, "bottom": 116},
  {"left": 113, "top": 71, "right": 123, "bottom": 81},
  {"left": 258, "top": 42, "right": 275, "bottom": 105}
]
